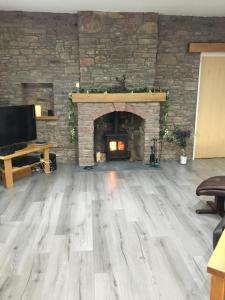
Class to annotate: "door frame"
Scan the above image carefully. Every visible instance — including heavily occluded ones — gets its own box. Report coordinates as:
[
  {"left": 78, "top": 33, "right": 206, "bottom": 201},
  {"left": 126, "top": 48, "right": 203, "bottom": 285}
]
[{"left": 193, "top": 52, "right": 225, "bottom": 160}]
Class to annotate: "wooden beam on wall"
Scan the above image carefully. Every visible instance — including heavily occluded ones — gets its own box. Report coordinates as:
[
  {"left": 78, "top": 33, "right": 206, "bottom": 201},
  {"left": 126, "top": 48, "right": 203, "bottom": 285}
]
[
  {"left": 189, "top": 43, "right": 225, "bottom": 53},
  {"left": 72, "top": 92, "right": 166, "bottom": 103}
]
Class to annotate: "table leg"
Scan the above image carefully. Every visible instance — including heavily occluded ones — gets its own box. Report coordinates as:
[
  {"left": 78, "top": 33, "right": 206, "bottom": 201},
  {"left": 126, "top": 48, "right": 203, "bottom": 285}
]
[
  {"left": 4, "top": 159, "right": 13, "bottom": 188},
  {"left": 43, "top": 148, "right": 50, "bottom": 174}
]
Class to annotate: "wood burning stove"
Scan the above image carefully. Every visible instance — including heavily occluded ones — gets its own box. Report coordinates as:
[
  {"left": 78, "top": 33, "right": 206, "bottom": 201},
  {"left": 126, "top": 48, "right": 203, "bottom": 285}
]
[
  {"left": 104, "top": 112, "right": 130, "bottom": 160},
  {"left": 105, "top": 133, "right": 129, "bottom": 160}
]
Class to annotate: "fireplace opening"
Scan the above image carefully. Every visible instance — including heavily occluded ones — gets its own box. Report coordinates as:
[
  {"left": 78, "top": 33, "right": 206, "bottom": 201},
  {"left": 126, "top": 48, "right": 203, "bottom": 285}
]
[
  {"left": 104, "top": 112, "right": 130, "bottom": 160},
  {"left": 94, "top": 111, "right": 144, "bottom": 162}
]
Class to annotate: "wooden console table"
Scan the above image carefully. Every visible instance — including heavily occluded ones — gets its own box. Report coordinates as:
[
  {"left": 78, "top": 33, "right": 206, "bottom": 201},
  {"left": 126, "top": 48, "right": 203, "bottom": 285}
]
[
  {"left": 0, "top": 143, "right": 51, "bottom": 189},
  {"left": 208, "top": 230, "right": 225, "bottom": 299}
]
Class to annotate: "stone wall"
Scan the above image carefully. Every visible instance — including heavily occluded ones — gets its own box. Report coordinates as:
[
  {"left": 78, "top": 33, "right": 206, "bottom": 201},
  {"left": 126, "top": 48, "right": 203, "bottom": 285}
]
[
  {"left": 1, "top": 11, "right": 225, "bottom": 162},
  {"left": 78, "top": 11, "right": 158, "bottom": 89},
  {"left": 155, "top": 15, "right": 225, "bottom": 159},
  {"left": 0, "top": 11, "right": 80, "bottom": 162}
]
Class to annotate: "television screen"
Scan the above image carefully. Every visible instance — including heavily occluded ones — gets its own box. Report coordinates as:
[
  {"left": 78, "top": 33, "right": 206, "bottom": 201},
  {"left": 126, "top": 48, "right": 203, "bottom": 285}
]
[{"left": 0, "top": 105, "right": 37, "bottom": 147}]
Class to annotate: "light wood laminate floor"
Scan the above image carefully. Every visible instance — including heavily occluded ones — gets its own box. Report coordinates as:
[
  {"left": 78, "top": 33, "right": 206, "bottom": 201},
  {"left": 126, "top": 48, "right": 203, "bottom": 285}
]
[{"left": 0, "top": 159, "right": 224, "bottom": 300}]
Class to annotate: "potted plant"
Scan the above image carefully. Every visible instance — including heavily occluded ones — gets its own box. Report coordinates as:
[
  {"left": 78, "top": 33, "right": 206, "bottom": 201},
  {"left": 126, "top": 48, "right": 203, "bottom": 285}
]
[{"left": 174, "top": 128, "right": 191, "bottom": 165}]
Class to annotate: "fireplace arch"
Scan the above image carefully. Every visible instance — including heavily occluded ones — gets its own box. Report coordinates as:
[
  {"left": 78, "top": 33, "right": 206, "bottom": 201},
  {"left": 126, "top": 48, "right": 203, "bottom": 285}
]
[
  {"left": 77, "top": 102, "right": 160, "bottom": 166},
  {"left": 94, "top": 111, "right": 144, "bottom": 161}
]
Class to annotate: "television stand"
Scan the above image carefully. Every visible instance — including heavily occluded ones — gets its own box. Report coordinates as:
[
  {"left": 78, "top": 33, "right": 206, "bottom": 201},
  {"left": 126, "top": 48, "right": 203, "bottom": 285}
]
[
  {"left": 14, "top": 143, "right": 27, "bottom": 151},
  {"left": 0, "top": 146, "right": 15, "bottom": 156},
  {"left": 0, "top": 143, "right": 51, "bottom": 188},
  {"left": 0, "top": 143, "right": 28, "bottom": 156}
]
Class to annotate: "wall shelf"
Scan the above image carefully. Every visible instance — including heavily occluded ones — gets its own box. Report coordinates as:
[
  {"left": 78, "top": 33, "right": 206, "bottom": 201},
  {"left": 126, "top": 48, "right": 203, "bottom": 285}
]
[
  {"left": 189, "top": 43, "right": 225, "bottom": 53},
  {"left": 36, "top": 116, "right": 59, "bottom": 121}
]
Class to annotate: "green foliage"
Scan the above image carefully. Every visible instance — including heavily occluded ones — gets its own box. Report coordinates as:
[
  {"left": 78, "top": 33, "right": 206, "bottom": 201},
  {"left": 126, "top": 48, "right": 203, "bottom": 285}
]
[
  {"left": 159, "top": 91, "right": 169, "bottom": 140},
  {"left": 164, "top": 124, "right": 192, "bottom": 156},
  {"left": 77, "top": 87, "right": 164, "bottom": 94},
  {"left": 68, "top": 93, "right": 77, "bottom": 144}
]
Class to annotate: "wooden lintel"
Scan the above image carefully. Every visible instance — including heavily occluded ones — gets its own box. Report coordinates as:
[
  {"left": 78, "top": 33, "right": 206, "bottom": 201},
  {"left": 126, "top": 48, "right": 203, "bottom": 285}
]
[
  {"left": 189, "top": 43, "right": 225, "bottom": 53},
  {"left": 72, "top": 92, "right": 166, "bottom": 103}
]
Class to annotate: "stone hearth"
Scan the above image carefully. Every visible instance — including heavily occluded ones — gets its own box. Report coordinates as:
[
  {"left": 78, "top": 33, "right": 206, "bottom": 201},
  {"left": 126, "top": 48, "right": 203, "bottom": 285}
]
[{"left": 76, "top": 101, "right": 160, "bottom": 166}]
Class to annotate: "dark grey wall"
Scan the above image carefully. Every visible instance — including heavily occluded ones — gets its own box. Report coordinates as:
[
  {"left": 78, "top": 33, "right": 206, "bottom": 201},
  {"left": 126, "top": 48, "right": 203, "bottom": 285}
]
[
  {"left": 1, "top": 11, "right": 225, "bottom": 161},
  {"left": 78, "top": 12, "right": 158, "bottom": 88},
  {"left": 155, "top": 15, "right": 225, "bottom": 159},
  {"left": 0, "top": 11, "right": 80, "bottom": 161}
]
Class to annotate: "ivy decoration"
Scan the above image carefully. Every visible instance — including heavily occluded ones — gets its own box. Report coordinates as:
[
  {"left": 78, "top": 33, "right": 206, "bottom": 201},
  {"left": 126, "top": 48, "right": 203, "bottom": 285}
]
[
  {"left": 68, "top": 77, "right": 170, "bottom": 145},
  {"left": 159, "top": 91, "right": 169, "bottom": 140},
  {"left": 77, "top": 86, "right": 164, "bottom": 94},
  {"left": 68, "top": 93, "right": 78, "bottom": 144}
]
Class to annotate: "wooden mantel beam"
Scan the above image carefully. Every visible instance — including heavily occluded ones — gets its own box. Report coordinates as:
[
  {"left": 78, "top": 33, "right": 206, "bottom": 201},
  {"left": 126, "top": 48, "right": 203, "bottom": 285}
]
[
  {"left": 189, "top": 43, "right": 225, "bottom": 53},
  {"left": 72, "top": 92, "right": 166, "bottom": 103}
]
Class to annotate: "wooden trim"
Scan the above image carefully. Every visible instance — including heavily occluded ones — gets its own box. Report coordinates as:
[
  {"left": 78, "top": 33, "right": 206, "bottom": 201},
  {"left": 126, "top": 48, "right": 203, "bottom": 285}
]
[
  {"left": 208, "top": 230, "right": 225, "bottom": 278},
  {"left": 43, "top": 148, "right": 50, "bottom": 174},
  {"left": 4, "top": 159, "right": 13, "bottom": 188},
  {"left": 1, "top": 166, "right": 32, "bottom": 185},
  {"left": 0, "top": 162, "right": 40, "bottom": 174},
  {"left": 0, "top": 143, "right": 51, "bottom": 188},
  {"left": 208, "top": 230, "right": 225, "bottom": 299},
  {"left": 209, "top": 275, "right": 225, "bottom": 300},
  {"left": 36, "top": 116, "right": 59, "bottom": 121},
  {"left": 0, "top": 144, "right": 51, "bottom": 160},
  {"left": 189, "top": 43, "right": 225, "bottom": 53},
  {"left": 72, "top": 92, "right": 166, "bottom": 103}
]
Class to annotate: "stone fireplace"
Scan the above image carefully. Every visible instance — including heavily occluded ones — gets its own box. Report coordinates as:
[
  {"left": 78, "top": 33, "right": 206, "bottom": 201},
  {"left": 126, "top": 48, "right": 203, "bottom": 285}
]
[
  {"left": 75, "top": 100, "right": 161, "bottom": 166},
  {"left": 75, "top": 11, "right": 163, "bottom": 167}
]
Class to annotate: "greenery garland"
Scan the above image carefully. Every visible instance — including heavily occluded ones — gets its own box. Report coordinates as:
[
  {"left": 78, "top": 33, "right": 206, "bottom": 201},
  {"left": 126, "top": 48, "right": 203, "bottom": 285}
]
[
  {"left": 75, "top": 87, "right": 164, "bottom": 94},
  {"left": 68, "top": 93, "right": 78, "bottom": 144},
  {"left": 159, "top": 91, "right": 169, "bottom": 139}
]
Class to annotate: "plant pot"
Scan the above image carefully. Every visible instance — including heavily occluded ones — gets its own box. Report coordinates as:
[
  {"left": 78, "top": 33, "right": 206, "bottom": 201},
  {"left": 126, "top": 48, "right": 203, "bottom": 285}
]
[{"left": 180, "top": 155, "right": 187, "bottom": 165}]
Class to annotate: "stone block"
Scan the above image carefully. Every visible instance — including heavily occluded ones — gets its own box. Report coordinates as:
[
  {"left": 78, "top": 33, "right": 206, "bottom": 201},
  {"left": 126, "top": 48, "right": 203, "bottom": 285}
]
[
  {"left": 79, "top": 12, "right": 103, "bottom": 33},
  {"left": 157, "top": 54, "right": 177, "bottom": 65},
  {"left": 95, "top": 56, "right": 107, "bottom": 64},
  {"left": 80, "top": 57, "right": 94, "bottom": 67},
  {"left": 138, "top": 22, "right": 158, "bottom": 34},
  {"left": 113, "top": 103, "right": 126, "bottom": 111}
]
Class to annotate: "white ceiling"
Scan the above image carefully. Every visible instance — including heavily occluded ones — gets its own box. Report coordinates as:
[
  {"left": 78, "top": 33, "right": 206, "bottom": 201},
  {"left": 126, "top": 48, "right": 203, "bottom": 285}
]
[{"left": 0, "top": 0, "right": 225, "bottom": 17}]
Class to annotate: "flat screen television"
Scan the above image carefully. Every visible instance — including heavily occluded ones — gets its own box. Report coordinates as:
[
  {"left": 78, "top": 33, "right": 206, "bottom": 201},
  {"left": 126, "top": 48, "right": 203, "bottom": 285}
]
[{"left": 0, "top": 105, "right": 37, "bottom": 148}]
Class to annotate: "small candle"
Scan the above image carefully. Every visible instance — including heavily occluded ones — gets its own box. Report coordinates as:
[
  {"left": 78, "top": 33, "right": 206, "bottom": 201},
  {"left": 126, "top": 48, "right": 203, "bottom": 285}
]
[
  {"left": 96, "top": 152, "right": 101, "bottom": 162},
  {"left": 75, "top": 82, "right": 80, "bottom": 88},
  {"left": 35, "top": 105, "right": 42, "bottom": 117}
]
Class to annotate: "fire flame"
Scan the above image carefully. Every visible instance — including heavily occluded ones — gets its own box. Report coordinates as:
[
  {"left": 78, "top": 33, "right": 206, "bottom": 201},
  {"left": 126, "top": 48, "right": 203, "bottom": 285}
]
[{"left": 109, "top": 141, "right": 125, "bottom": 151}]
